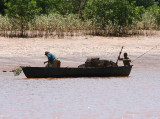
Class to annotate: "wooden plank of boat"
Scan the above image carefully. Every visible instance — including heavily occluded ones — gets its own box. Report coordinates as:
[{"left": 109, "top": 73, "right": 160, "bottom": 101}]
[{"left": 22, "top": 65, "right": 133, "bottom": 78}]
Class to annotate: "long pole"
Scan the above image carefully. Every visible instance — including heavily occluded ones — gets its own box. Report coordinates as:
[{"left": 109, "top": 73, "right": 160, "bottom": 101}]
[
  {"left": 131, "top": 43, "right": 160, "bottom": 63},
  {"left": 116, "top": 46, "right": 123, "bottom": 65}
]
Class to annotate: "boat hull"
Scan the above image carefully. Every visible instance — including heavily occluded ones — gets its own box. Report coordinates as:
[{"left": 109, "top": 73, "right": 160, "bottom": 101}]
[{"left": 22, "top": 66, "right": 133, "bottom": 78}]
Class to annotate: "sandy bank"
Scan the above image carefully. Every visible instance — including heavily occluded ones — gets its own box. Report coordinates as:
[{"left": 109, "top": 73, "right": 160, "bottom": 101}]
[{"left": 0, "top": 33, "right": 160, "bottom": 71}]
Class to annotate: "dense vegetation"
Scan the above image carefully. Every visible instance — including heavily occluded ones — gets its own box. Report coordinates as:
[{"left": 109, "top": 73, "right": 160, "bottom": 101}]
[{"left": 0, "top": 0, "right": 160, "bottom": 37}]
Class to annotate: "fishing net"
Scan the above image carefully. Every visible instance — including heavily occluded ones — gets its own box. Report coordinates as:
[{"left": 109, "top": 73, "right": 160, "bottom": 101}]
[{"left": 13, "top": 66, "right": 30, "bottom": 76}]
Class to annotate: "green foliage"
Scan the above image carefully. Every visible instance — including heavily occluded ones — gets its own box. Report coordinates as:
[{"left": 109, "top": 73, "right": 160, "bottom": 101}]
[
  {"left": 0, "top": 0, "right": 159, "bottom": 37},
  {"left": 5, "top": 0, "right": 41, "bottom": 36},
  {"left": 147, "top": 5, "right": 160, "bottom": 26},
  {"left": 134, "top": 0, "right": 155, "bottom": 8},
  {"left": 0, "top": 14, "right": 11, "bottom": 31},
  {"left": 0, "top": 0, "right": 6, "bottom": 15},
  {"left": 0, "top": 13, "right": 92, "bottom": 37},
  {"left": 48, "top": 0, "right": 74, "bottom": 15},
  {"left": 35, "top": 0, "right": 74, "bottom": 15},
  {"left": 136, "top": 5, "right": 160, "bottom": 29},
  {"left": 84, "top": 0, "right": 137, "bottom": 34},
  {"left": 34, "top": 0, "right": 88, "bottom": 16},
  {"left": 35, "top": 0, "right": 51, "bottom": 14},
  {"left": 69, "top": 0, "right": 88, "bottom": 18},
  {"left": 31, "top": 13, "right": 92, "bottom": 32},
  {"left": 134, "top": 6, "right": 146, "bottom": 19}
]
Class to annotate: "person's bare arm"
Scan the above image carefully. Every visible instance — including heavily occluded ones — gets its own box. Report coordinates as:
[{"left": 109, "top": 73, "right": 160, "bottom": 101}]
[
  {"left": 118, "top": 56, "right": 123, "bottom": 60},
  {"left": 44, "top": 57, "right": 51, "bottom": 64},
  {"left": 44, "top": 61, "right": 48, "bottom": 64}
]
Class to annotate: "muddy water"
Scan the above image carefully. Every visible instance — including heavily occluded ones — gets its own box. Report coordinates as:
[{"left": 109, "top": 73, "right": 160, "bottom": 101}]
[{"left": 0, "top": 69, "right": 160, "bottom": 119}]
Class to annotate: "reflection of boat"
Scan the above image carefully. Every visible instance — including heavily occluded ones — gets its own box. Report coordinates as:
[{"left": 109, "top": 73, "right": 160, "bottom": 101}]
[{"left": 22, "top": 65, "right": 133, "bottom": 78}]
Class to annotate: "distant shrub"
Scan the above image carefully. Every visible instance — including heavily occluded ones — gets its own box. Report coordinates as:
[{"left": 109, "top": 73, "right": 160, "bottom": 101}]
[
  {"left": 0, "top": 13, "right": 93, "bottom": 37},
  {"left": 83, "top": 0, "right": 137, "bottom": 35},
  {"left": 135, "top": 5, "right": 160, "bottom": 30}
]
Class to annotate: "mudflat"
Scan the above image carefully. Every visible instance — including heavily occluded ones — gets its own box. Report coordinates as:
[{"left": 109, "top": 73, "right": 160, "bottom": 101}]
[{"left": 0, "top": 32, "right": 160, "bottom": 71}]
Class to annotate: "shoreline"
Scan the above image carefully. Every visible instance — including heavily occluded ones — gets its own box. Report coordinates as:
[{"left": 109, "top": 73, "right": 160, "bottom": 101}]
[{"left": 0, "top": 33, "right": 160, "bottom": 71}]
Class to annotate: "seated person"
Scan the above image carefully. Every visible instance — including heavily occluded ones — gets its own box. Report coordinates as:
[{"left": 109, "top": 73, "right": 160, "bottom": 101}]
[
  {"left": 44, "top": 51, "right": 61, "bottom": 68},
  {"left": 118, "top": 52, "right": 131, "bottom": 66}
]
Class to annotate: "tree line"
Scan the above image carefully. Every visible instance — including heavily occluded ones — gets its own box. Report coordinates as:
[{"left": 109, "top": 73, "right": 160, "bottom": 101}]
[{"left": 0, "top": 0, "right": 160, "bottom": 37}]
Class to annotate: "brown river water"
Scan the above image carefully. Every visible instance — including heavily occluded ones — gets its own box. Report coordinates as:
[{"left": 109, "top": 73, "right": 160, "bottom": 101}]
[
  {"left": 0, "top": 67, "right": 160, "bottom": 119},
  {"left": 1, "top": 34, "right": 160, "bottom": 119}
]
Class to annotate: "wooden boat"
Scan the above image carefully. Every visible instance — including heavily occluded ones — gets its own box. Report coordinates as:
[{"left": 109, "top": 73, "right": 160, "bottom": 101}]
[{"left": 22, "top": 65, "right": 133, "bottom": 78}]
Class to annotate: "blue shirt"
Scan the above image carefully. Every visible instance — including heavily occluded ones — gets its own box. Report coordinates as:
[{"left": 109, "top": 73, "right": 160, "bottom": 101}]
[{"left": 47, "top": 53, "right": 58, "bottom": 63}]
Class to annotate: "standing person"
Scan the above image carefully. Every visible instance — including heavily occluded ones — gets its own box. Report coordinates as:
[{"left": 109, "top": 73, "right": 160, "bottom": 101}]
[
  {"left": 44, "top": 51, "right": 61, "bottom": 68},
  {"left": 118, "top": 52, "right": 131, "bottom": 66}
]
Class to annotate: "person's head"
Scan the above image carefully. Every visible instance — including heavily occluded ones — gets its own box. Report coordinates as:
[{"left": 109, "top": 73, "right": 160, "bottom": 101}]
[
  {"left": 124, "top": 52, "right": 128, "bottom": 58},
  {"left": 45, "top": 51, "right": 50, "bottom": 56}
]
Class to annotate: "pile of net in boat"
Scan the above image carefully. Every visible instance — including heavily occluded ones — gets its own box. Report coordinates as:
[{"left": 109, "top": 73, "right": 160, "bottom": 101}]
[{"left": 78, "top": 58, "right": 117, "bottom": 68}]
